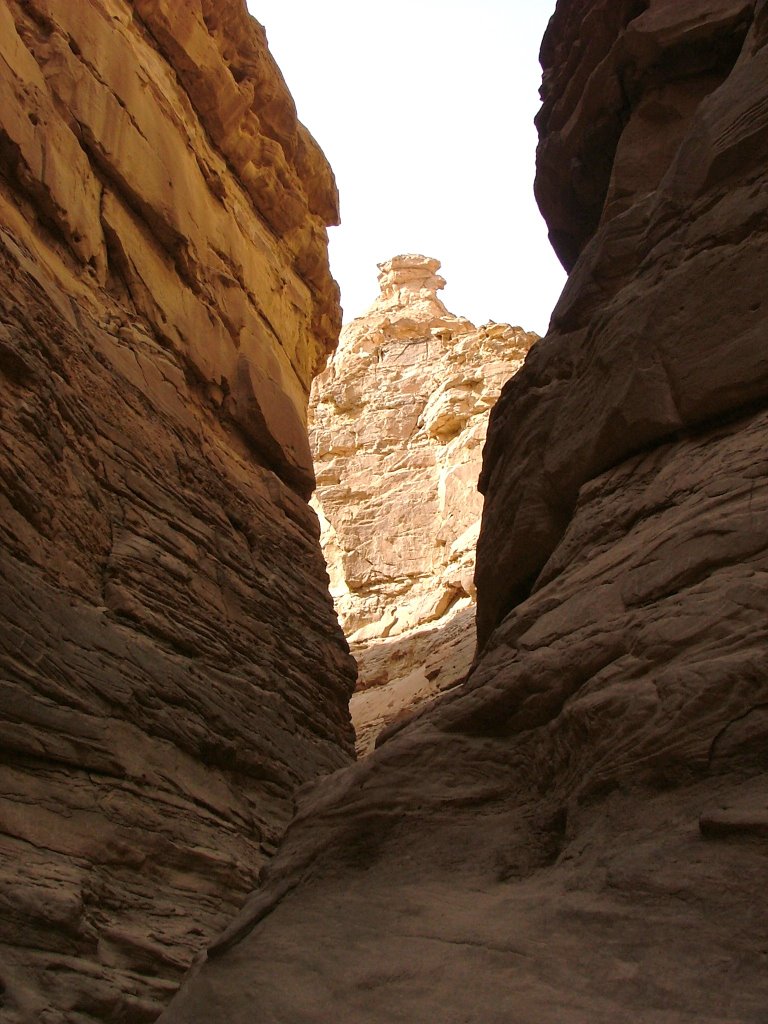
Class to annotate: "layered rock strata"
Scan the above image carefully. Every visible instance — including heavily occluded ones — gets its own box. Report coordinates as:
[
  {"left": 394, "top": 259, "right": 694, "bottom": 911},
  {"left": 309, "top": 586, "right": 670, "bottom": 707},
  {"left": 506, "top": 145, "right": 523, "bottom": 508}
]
[
  {"left": 0, "top": 1, "right": 354, "bottom": 1020},
  {"left": 309, "top": 255, "right": 536, "bottom": 752},
  {"left": 162, "top": 2, "right": 768, "bottom": 1021},
  {"left": 477, "top": 0, "right": 762, "bottom": 647}
]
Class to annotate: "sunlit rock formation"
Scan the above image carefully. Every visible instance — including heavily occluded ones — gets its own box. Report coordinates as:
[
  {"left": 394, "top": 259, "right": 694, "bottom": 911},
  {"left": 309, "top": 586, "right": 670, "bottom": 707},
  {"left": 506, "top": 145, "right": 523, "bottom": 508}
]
[
  {"left": 310, "top": 255, "right": 536, "bottom": 753},
  {"left": 162, "top": 1, "right": 768, "bottom": 1021},
  {"left": 0, "top": 0, "right": 354, "bottom": 1019}
]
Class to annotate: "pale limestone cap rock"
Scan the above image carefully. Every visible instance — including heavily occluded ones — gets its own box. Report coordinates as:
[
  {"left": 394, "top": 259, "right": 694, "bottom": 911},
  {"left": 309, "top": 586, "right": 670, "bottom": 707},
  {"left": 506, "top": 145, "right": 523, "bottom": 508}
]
[{"left": 373, "top": 254, "right": 448, "bottom": 314}]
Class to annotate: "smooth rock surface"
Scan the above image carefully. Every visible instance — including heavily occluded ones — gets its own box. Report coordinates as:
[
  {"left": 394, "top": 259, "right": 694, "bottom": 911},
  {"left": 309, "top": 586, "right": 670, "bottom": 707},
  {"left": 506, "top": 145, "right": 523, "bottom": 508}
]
[
  {"left": 310, "top": 255, "right": 535, "bottom": 752},
  {"left": 0, "top": 1, "right": 354, "bottom": 1020},
  {"left": 162, "top": 2, "right": 768, "bottom": 1021}
]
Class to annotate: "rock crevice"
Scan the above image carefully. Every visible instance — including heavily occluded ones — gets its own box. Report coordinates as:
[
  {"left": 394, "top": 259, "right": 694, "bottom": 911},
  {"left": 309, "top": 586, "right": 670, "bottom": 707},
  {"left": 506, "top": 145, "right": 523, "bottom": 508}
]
[{"left": 161, "top": 3, "right": 768, "bottom": 1021}]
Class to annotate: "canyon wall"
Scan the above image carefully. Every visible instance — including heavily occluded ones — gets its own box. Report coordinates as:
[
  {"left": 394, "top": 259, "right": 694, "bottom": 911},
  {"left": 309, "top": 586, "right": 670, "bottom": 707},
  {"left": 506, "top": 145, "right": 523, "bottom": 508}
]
[
  {"left": 310, "top": 254, "right": 536, "bottom": 752},
  {"left": 0, "top": 1, "right": 355, "bottom": 1020},
  {"left": 162, "top": 1, "right": 768, "bottom": 1021}
]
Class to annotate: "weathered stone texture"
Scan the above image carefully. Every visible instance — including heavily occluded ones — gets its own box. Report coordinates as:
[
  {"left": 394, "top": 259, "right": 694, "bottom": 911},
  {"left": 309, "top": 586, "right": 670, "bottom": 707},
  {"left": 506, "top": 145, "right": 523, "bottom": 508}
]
[
  {"left": 349, "top": 606, "right": 476, "bottom": 757},
  {"left": 309, "top": 255, "right": 535, "bottom": 752},
  {"left": 161, "top": 2, "right": 768, "bottom": 1021},
  {"left": 0, "top": 1, "right": 354, "bottom": 1020},
  {"left": 478, "top": 0, "right": 761, "bottom": 646}
]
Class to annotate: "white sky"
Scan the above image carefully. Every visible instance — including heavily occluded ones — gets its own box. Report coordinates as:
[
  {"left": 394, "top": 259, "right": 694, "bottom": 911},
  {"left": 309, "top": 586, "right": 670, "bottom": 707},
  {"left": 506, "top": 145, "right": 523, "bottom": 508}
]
[{"left": 247, "top": 1, "right": 565, "bottom": 335}]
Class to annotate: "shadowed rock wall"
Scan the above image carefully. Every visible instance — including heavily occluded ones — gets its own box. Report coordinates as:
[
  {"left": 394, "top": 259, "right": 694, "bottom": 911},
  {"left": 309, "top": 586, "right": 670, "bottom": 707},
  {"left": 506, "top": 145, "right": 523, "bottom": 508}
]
[
  {"left": 476, "top": 0, "right": 760, "bottom": 646},
  {"left": 160, "top": 2, "right": 768, "bottom": 1021},
  {"left": 0, "top": 1, "right": 355, "bottom": 1019}
]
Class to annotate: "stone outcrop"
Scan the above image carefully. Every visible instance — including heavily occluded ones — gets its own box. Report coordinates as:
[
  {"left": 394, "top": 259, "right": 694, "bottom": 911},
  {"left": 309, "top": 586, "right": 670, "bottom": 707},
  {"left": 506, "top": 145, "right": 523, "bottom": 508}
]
[
  {"left": 161, "top": 2, "right": 768, "bottom": 1021},
  {"left": 347, "top": 606, "right": 477, "bottom": 756},
  {"left": 309, "top": 255, "right": 536, "bottom": 752},
  {"left": 0, "top": 1, "right": 354, "bottom": 1020},
  {"left": 477, "top": 0, "right": 761, "bottom": 647}
]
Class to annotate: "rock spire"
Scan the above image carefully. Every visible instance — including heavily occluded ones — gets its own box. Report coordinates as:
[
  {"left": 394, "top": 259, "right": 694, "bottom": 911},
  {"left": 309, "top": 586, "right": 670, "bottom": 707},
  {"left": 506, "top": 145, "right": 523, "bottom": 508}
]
[{"left": 310, "top": 255, "right": 536, "bottom": 750}]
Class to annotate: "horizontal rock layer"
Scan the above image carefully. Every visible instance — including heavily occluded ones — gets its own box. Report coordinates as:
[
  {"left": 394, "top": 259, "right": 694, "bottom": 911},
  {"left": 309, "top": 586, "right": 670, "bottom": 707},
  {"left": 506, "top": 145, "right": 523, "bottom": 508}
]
[
  {"left": 0, "top": 1, "right": 354, "bottom": 1020},
  {"left": 161, "top": 2, "right": 768, "bottom": 1021}
]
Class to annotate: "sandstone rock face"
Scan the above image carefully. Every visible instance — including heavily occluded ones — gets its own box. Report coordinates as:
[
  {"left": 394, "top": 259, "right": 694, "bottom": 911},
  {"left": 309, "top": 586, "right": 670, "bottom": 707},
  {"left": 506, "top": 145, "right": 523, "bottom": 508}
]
[
  {"left": 478, "top": 0, "right": 762, "bottom": 647},
  {"left": 161, "top": 2, "right": 768, "bottom": 1022},
  {"left": 309, "top": 255, "right": 536, "bottom": 752},
  {"left": 348, "top": 606, "right": 477, "bottom": 757},
  {"left": 0, "top": 1, "right": 354, "bottom": 1020}
]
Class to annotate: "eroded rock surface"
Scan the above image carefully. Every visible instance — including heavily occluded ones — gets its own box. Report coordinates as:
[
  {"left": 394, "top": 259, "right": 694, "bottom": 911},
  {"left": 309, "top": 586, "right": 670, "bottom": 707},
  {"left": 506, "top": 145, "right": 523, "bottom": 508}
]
[
  {"left": 309, "top": 255, "right": 535, "bottom": 752},
  {"left": 478, "top": 0, "right": 761, "bottom": 646},
  {"left": 161, "top": 2, "right": 768, "bottom": 1021},
  {"left": 0, "top": 1, "right": 354, "bottom": 1020}
]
